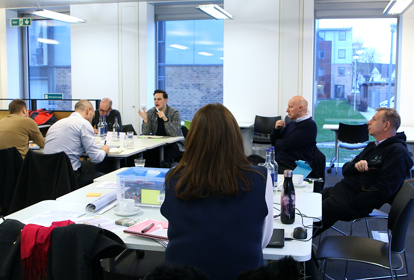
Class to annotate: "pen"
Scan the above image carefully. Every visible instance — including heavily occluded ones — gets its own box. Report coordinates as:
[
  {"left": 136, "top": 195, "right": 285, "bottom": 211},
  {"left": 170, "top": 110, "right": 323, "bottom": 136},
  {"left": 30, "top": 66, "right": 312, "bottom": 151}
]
[
  {"left": 141, "top": 223, "right": 154, "bottom": 233},
  {"left": 104, "top": 140, "right": 107, "bottom": 145}
]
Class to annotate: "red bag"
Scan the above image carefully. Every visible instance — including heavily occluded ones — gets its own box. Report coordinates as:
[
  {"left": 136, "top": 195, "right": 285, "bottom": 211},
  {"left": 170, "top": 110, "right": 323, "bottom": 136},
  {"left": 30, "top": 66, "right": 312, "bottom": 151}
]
[{"left": 28, "top": 109, "right": 58, "bottom": 125}]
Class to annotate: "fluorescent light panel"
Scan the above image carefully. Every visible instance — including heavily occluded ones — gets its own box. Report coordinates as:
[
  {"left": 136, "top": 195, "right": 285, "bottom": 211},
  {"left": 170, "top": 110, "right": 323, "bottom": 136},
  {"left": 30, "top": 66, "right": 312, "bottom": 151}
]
[
  {"left": 198, "top": 52, "right": 213, "bottom": 56},
  {"left": 33, "top": 9, "right": 86, "bottom": 23},
  {"left": 196, "top": 4, "right": 233, "bottom": 19},
  {"left": 38, "top": 38, "right": 59, "bottom": 44},
  {"left": 170, "top": 44, "right": 189, "bottom": 50},
  {"left": 383, "top": 0, "right": 413, "bottom": 15}
]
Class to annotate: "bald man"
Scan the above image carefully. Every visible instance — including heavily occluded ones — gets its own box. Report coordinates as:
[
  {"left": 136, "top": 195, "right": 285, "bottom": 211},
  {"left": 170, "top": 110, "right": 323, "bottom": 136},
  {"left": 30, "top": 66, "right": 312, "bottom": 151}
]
[
  {"left": 270, "top": 96, "right": 317, "bottom": 173},
  {"left": 44, "top": 100, "right": 110, "bottom": 187},
  {"left": 92, "top": 98, "right": 122, "bottom": 134}
]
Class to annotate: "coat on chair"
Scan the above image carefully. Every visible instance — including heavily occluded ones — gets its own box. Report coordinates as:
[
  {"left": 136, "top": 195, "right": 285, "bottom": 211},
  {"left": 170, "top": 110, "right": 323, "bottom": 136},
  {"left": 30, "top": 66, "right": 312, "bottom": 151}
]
[{"left": 8, "top": 150, "right": 78, "bottom": 214}]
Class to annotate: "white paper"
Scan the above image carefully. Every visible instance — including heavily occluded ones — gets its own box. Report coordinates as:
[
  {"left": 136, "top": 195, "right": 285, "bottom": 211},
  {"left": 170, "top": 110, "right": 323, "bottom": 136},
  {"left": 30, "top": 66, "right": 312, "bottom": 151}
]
[
  {"left": 22, "top": 209, "right": 83, "bottom": 227},
  {"left": 73, "top": 215, "right": 125, "bottom": 232},
  {"left": 85, "top": 190, "right": 117, "bottom": 213},
  {"left": 95, "top": 182, "right": 117, "bottom": 189}
]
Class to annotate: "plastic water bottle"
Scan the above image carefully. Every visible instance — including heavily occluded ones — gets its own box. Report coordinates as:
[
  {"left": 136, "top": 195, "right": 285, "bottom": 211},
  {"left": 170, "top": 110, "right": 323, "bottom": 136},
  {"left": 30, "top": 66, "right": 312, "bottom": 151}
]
[
  {"left": 263, "top": 149, "right": 276, "bottom": 190},
  {"left": 97, "top": 116, "right": 104, "bottom": 139},
  {"left": 113, "top": 116, "right": 120, "bottom": 141},
  {"left": 101, "top": 116, "right": 108, "bottom": 139},
  {"left": 281, "top": 169, "right": 295, "bottom": 224},
  {"left": 270, "top": 146, "right": 278, "bottom": 187}
]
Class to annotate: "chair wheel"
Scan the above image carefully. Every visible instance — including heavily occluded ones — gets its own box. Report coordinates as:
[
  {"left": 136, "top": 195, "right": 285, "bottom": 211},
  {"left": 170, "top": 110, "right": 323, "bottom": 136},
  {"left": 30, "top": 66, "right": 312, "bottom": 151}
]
[{"left": 327, "top": 168, "right": 332, "bottom": 174}]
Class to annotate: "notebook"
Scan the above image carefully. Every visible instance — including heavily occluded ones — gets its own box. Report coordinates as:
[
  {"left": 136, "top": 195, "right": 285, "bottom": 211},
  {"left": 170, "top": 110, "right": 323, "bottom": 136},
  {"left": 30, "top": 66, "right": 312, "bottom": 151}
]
[{"left": 124, "top": 218, "right": 169, "bottom": 244}]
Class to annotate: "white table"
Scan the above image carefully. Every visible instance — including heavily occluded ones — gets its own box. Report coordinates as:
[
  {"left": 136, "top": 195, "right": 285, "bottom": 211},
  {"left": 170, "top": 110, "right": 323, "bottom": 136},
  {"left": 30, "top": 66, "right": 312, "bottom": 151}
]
[
  {"left": 94, "top": 167, "right": 129, "bottom": 182},
  {"left": 97, "top": 136, "right": 184, "bottom": 169},
  {"left": 7, "top": 171, "right": 320, "bottom": 262}
]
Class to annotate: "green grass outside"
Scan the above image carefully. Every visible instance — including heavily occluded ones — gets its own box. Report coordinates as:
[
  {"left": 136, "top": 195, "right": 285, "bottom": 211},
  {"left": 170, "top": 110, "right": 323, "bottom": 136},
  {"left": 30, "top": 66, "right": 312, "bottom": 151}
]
[
  {"left": 314, "top": 99, "right": 368, "bottom": 142},
  {"left": 314, "top": 100, "right": 373, "bottom": 165}
]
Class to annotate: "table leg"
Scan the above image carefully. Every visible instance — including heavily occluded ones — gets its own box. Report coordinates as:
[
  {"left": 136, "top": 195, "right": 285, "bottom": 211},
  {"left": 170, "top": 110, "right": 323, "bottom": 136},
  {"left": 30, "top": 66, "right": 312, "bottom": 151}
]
[
  {"left": 115, "top": 159, "right": 121, "bottom": 170},
  {"left": 327, "top": 129, "right": 339, "bottom": 173},
  {"left": 159, "top": 146, "right": 164, "bottom": 165}
]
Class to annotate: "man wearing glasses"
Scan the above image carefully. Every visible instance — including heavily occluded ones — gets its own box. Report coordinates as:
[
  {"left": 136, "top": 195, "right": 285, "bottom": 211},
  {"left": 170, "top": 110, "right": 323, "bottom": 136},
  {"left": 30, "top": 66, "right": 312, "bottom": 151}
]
[{"left": 92, "top": 98, "right": 122, "bottom": 134}]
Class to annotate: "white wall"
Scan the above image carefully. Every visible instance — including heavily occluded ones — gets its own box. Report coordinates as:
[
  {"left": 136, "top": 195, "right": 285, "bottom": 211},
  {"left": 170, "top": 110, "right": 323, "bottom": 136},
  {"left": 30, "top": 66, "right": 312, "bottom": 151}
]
[
  {"left": 0, "top": 9, "right": 21, "bottom": 107},
  {"left": 71, "top": 4, "right": 119, "bottom": 108},
  {"left": 71, "top": 3, "right": 151, "bottom": 132},
  {"left": 399, "top": 5, "right": 414, "bottom": 127},
  {"left": 223, "top": 0, "right": 314, "bottom": 123},
  {"left": 223, "top": 0, "right": 279, "bottom": 123}
]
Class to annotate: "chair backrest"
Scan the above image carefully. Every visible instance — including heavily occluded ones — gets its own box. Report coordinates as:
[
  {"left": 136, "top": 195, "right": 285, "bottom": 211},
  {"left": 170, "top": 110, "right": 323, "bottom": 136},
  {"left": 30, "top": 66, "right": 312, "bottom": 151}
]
[
  {"left": 181, "top": 125, "right": 189, "bottom": 139},
  {"left": 338, "top": 123, "right": 369, "bottom": 144},
  {"left": 8, "top": 150, "right": 78, "bottom": 214},
  {"left": 184, "top": 120, "right": 191, "bottom": 130},
  {"left": 254, "top": 115, "right": 281, "bottom": 136},
  {"left": 0, "top": 147, "right": 23, "bottom": 214},
  {"left": 121, "top": 124, "right": 137, "bottom": 135},
  {"left": 388, "top": 180, "right": 414, "bottom": 253}
]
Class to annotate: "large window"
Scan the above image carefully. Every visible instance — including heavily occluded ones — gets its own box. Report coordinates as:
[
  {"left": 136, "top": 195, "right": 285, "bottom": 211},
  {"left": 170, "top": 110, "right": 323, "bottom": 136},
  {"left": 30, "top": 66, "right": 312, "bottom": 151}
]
[
  {"left": 27, "top": 20, "right": 72, "bottom": 110},
  {"left": 157, "top": 20, "right": 224, "bottom": 121},
  {"left": 314, "top": 18, "right": 397, "bottom": 166}
]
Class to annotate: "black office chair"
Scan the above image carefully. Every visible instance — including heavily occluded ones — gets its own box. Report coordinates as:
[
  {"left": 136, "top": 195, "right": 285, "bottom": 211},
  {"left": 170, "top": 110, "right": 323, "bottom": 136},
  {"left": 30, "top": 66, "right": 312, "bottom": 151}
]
[
  {"left": 308, "top": 146, "right": 326, "bottom": 193},
  {"left": 8, "top": 150, "right": 78, "bottom": 214},
  {"left": 336, "top": 123, "right": 369, "bottom": 173},
  {"left": 0, "top": 147, "right": 23, "bottom": 216},
  {"left": 122, "top": 124, "right": 137, "bottom": 135},
  {"left": 251, "top": 115, "right": 281, "bottom": 156},
  {"left": 316, "top": 180, "right": 414, "bottom": 280},
  {"left": 181, "top": 125, "right": 189, "bottom": 139}
]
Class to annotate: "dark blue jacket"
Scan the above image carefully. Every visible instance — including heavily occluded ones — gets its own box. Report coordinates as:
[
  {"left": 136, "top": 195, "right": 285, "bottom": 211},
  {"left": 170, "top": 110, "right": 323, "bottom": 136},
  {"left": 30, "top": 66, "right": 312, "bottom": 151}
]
[{"left": 161, "top": 166, "right": 268, "bottom": 280}]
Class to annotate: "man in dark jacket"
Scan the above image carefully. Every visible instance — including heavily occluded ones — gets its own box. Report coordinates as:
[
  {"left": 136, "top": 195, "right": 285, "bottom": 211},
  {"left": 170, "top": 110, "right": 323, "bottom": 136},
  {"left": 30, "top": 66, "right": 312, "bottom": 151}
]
[
  {"left": 316, "top": 107, "right": 413, "bottom": 235},
  {"left": 270, "top": 96, "right": 317, "bottom": 173}
]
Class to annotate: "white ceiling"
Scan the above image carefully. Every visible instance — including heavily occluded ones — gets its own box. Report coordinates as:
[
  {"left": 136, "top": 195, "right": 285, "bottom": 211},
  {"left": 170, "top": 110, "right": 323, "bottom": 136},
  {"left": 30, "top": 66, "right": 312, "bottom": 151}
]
[
  {"left": 0, "top": 0, "right": 206, "bottom": 10},
  {"left": 1, "top": 0, "right": 391, "bottom": 10},
  {"left": 1, "top": 0, "right": 395, "bottom": 18}
]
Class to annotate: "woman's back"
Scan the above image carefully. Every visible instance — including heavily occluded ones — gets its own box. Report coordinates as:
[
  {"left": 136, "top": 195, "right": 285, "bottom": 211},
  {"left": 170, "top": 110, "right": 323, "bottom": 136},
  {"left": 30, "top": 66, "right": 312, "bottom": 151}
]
[{"left": 161, "top": 166, "right": 268, "bottom": 280}]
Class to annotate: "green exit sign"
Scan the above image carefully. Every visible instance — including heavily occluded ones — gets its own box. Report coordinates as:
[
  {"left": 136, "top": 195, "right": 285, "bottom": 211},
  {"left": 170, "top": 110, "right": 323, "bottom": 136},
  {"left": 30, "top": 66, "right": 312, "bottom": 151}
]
[
  {"left": 44, "top": 93, "right": 63, "bottom": 100},
  {"left": 11, "top": 18, "right": 31, "bottom": 27}
]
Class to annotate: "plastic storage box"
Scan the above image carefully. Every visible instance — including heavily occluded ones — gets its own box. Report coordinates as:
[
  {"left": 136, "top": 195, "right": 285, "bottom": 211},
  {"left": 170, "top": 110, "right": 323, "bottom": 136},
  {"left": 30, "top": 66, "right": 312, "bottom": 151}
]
[{"left": 116, "top": 167, "right": 170, "bottom": 206}]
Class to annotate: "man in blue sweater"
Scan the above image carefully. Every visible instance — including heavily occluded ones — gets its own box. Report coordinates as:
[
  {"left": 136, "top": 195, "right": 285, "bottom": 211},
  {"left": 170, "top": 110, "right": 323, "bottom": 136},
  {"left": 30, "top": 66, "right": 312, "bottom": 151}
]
[{"left": 270, "top": 95, "right": 317, "bottom": 173}]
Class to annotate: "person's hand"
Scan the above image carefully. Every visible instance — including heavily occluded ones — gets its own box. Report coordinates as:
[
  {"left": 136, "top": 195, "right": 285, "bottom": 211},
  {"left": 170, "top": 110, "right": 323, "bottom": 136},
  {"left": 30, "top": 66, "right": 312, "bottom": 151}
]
[
  {"left": 354, "top": 160, "right": 369, "bottom": 172},
  {"left": 138, "top": 109, "right": 148, "bottom": 123},
  {"left": 94, "top": 128, "right": 98, "bottom": 134},
  {"left": 275, "top": 120, "right": 286, "bottom": 130},
  {"left": 101, "top": 144, "right": 110, "bottom": 155},
  {"left": 156, "top": 110, "right": 167, "bottom": 121}
]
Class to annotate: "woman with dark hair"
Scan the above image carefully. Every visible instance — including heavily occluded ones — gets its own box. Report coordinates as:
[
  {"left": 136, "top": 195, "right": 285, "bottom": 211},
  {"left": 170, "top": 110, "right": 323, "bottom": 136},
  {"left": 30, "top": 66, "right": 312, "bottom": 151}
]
[{"left": 161, "top": 103, "right": 273, "bottom": 280}]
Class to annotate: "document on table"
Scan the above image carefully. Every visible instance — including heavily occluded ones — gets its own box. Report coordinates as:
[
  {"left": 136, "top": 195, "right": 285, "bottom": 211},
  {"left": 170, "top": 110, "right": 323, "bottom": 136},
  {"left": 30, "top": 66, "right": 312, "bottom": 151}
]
[
  {"left": 95, "top": 182, "right": 117, "bottom": 189},
  {"left": 85, "top": 190, "right": 117, "bottom": 214},
  {"left": 22, "top": 209, "right": 84, "bottom": 227},
  {"left": 73, "top": 216, "right": 125, "bottom": 232}
]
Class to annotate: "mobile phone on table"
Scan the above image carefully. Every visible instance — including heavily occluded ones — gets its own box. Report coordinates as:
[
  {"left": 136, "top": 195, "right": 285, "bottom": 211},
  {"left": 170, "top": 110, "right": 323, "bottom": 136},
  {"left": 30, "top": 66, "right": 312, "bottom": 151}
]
[{"left": 266, "top": 228, "right": 285, "bottom": 248}]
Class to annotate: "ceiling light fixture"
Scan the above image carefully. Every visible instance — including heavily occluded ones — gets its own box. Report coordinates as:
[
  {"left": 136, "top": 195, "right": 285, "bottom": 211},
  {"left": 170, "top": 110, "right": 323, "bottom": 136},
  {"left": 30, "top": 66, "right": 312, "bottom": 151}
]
[
  {"left": 198, "top": 52, "right": 213, "bottom": 56},
  {"left": 170, "top": 44, "right": 189, "bottom": 50},
  {"left": 196, "top": 4, "right": 233, "bottom": 19},
  {"left": 383, "top": 0, "right": 413, "bottom": 15},
  {"left": 33, "top": 9, "right": 86, "bottom": 23},
  {"left": 38, "top": 38, "right": 59, "bottom": 44}
]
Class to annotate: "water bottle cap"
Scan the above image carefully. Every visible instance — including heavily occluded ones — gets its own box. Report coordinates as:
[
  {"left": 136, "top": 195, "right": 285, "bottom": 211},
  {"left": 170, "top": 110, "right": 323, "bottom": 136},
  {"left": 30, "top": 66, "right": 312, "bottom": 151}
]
[
  {"left": 284, "top": 170, "right": 293, "bottom": 177},
  {"left": 266, "top": 149, "right": 270, "bottom": 152},
  {"left": 270, "top": 146, "right": 275, "bottom": 150}
]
